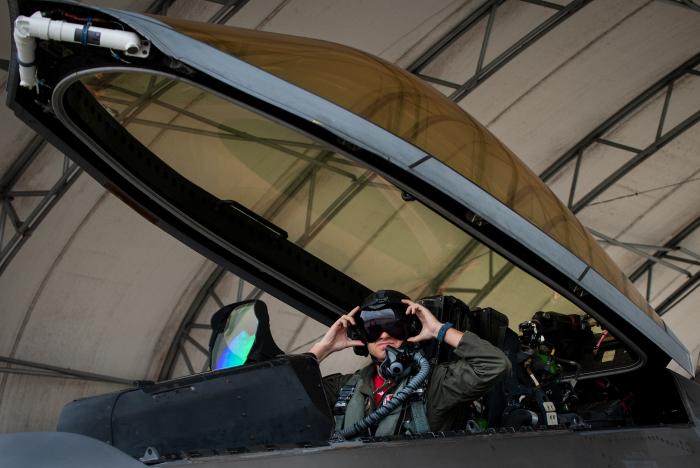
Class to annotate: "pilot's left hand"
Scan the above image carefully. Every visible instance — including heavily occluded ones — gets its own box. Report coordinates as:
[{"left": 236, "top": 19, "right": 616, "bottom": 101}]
[{"left": 403, "top": 299, "right": 443, "bottom": 343}]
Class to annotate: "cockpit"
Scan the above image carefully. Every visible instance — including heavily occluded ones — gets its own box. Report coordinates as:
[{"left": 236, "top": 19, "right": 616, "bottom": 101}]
[{"left": 52, "top": 67, "right": 689, "bottom": 462}]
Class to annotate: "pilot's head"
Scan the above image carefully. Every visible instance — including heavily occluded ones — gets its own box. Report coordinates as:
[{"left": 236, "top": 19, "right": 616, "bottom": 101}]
[{"left": 354, "top": 290, "right": 421, "bottom": 361}]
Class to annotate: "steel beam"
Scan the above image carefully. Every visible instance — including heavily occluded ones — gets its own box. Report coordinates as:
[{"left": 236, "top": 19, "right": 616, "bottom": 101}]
[
  {"left": 287, "top": 332, "right": 326, "bottom": 354},
  {"left": 0, "top": 356, "right": 134, "bottom": 385},
  {"left": 0, "top": 136, "right": 90, "bottom": 276},
  {"left": 0, "top": 136, "right": 46, "bottom": 191},
  {"left": 667, "top": 0, "right": 700, "bottom": 13},
  {"left": 158, "top": 266, "right": 225, "bottom": 380},
  {"left": 208, "top": 0, "right": 250, "bottom": 24},
  {"left": 145, "top": 0, "right": 176, "bottom": 14},
  {"left": 417, "top": 239, "right": 482, "bottom": 298},
  {"left": 570, "top": 109, "right": 700, "bottom": 213},
  {"left": 184, "top": 334, "right": 210, "bottom": 357},
  {"left": 448, "top": 0, "right": 592, "bottom": 102},
  {"left": 663, "top": 254, "right": 700, "bottom": 267},
  {"left": 521, "top": 0, "right": 565, "bottom": 9},
  {"left": 656, "top": 270, "right": 700, "bottom": 315},
  {"left": 589, "top": 228, "right": 692, "bottom": 277},
  {"left": 179, "top": 345, "right": 195, "bottom": 375},
  {"left": 0, "top": 162, "right": 83, "bottom": 276},
  {"left": 407, "top": 0, "right": 502, "bottom": 74},
  {"left": 469, "top": 264, "right": 515, "bottom": 308},
  {"left": 409, "top": 0, "right": 591, "bottom": 101},
  {"left": 130, "top": 117, "right": 326, "bottom": 150},
  {"left": 629, "top": 215, "right": 700, "bottom": 283},
  {"left": 540, "top": 53, "right": 700, "bottom": 182}
]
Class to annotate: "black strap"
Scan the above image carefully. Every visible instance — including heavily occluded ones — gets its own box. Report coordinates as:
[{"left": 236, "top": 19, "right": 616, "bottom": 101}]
[
  {"left": 81, "top": 18, "right": 93, "bottom": 46},
  {"left": 334, "top": 382, "right": 357, "bottom": 415}
]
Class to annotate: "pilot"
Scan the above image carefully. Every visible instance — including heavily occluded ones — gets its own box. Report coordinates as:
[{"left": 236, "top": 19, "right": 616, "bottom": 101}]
[{"left": 309, "top": 290, "right": 510, "bottom": 437}]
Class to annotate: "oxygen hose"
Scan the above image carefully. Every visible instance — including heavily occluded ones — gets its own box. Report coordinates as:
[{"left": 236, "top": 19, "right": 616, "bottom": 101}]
[{"left": 338, "top": 352, "right": 430, "bottom": 439}]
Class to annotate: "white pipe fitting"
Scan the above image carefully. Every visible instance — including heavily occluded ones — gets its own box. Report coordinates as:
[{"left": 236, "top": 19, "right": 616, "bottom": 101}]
[
  {"left": 14, "top": 11, "right": 147, "bottom": 90},
  {"left": 13, "top": 13, "right": 40, "bottom": 90}
]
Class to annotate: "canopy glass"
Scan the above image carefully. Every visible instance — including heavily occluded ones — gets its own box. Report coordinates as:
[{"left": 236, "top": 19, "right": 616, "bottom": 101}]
[{"left": 79, "top": 70, "right": 632, "bottom": 357}]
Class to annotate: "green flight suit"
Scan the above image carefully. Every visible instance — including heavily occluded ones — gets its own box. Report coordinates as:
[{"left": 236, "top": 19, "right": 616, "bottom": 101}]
[{"left": 323, "top": 330, "right": 511, "bottom": 436}]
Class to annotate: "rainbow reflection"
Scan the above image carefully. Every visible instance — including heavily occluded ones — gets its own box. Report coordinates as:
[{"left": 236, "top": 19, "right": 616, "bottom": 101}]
[
  {"left": 211, "top": 302, "right": 259, "bottom": 370},
  {"left": 214, "top": 330, "right": 256, "bottom": 370}
]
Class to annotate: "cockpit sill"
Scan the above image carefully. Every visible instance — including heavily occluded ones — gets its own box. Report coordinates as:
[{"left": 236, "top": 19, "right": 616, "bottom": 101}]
[
  {"left": 132, "top": 428, "right": 624, "bottom": 465},
  {"left": 135, "top": 421, "right": 700, "bottom": 467}
]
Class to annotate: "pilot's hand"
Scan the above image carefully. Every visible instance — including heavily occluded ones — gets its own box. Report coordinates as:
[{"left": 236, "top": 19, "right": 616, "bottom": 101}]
[
  {"left": 403, "top": 299, "right": 443, "bottom": 343},
  {"left": 309, "top": 306, "right": 365, "bottom": 362}
]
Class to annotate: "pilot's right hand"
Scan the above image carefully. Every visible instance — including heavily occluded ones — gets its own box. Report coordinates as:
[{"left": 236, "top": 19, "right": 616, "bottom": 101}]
[{"left": 309, "top": 306, "right": 364, "bottom": 362}]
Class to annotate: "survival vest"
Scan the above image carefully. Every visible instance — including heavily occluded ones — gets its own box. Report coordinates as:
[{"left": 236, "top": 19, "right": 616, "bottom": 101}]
[{"left": 333, "top": 373, "right": 430, "bottom": 436}]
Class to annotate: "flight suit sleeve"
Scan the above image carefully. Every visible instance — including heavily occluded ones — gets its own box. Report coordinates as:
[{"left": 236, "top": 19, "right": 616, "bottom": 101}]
[{"left": 426, "top": 330, "right": 510, "bottom": 429}]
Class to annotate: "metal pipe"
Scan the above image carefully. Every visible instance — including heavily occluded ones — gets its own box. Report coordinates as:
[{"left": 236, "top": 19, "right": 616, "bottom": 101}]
[
  {"left": 0, "top": 356, "right": 135, "bottom": 385},
  {"left": 629, "top": 215, "right": 700, "bottom": 282},
  {"left": 589, "top": 228, "right": 691, "bottom": 276}
]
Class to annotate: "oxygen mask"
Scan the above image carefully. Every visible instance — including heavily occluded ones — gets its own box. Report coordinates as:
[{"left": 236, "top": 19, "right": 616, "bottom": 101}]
[{"left": 378, "top": 345, "right": 417, "bottom": 380}]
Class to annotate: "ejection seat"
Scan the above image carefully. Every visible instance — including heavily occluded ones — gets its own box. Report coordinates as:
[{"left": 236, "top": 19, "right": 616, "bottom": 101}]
[
  {"left": 418, "top": 296, "right": 521, "bottom": 430},
  {"left": 469, "top": 307, "right": 521, "bottom": 429}
]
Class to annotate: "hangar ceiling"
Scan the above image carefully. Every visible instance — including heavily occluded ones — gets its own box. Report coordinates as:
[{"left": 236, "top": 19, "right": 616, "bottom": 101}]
[{"left": 0, "top": 0, "right": 698, "bottom": 432}]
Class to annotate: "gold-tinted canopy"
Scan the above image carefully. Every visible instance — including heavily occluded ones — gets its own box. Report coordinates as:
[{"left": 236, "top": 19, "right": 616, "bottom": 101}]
[
  {"left": 82, "top": 70, "right": 586, "bottom": 331},
  {"left": 155, "top": 17, "right": 655, "bottom": 322}
]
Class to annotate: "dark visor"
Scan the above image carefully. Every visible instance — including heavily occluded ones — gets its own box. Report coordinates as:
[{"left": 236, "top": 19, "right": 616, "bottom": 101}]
[{"left": 359, "top": 305, "right": 410, "bottom": 342}]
